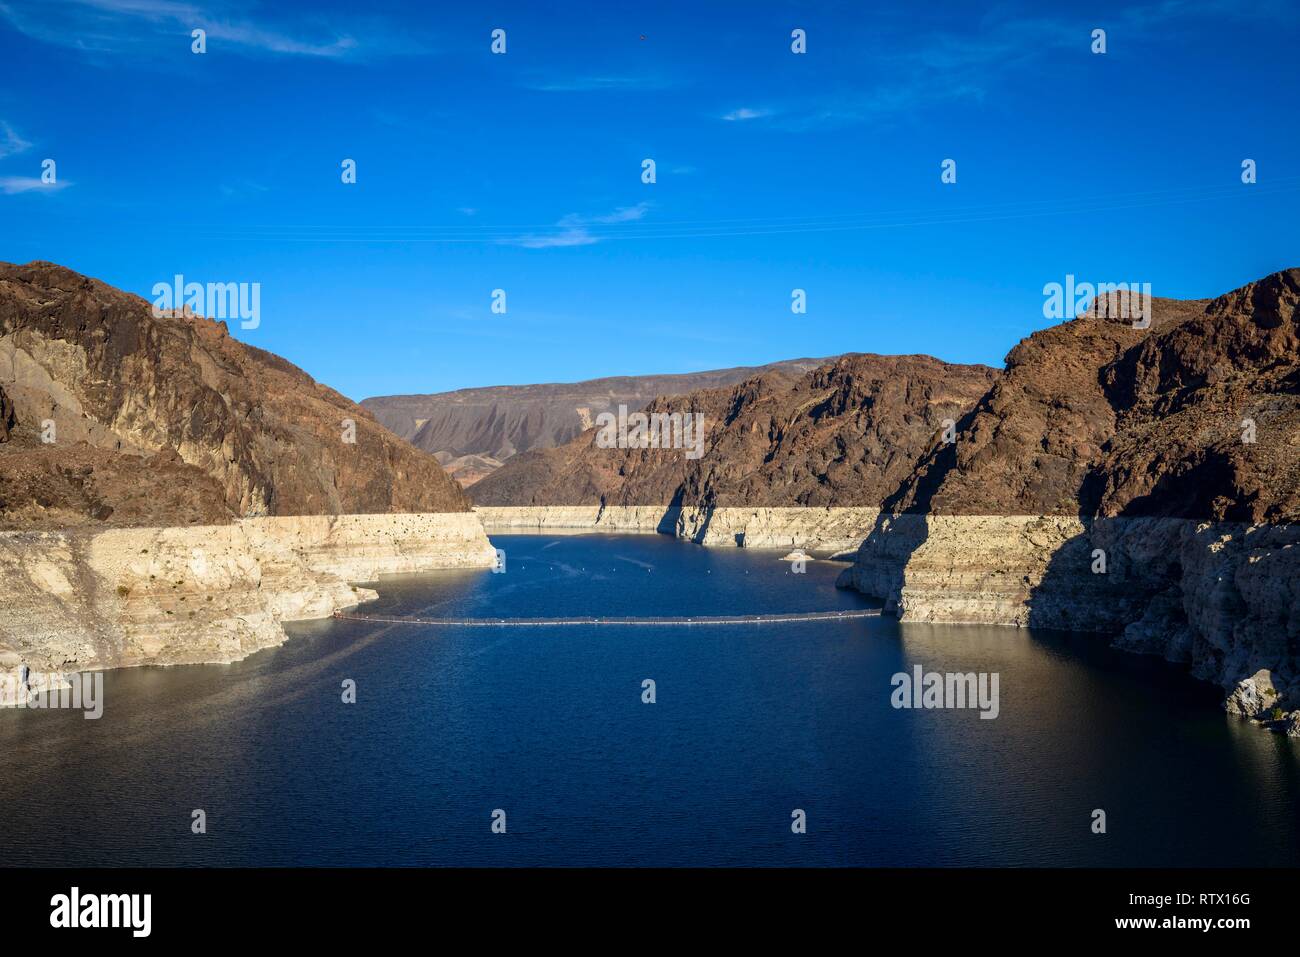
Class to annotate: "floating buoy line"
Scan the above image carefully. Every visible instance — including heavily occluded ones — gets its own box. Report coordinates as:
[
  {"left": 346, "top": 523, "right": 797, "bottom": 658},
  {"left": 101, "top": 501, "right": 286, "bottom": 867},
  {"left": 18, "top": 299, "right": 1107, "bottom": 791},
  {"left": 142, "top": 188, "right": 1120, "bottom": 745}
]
[{"left": 332, "top": 609, "right": 882, "bottom": 627}]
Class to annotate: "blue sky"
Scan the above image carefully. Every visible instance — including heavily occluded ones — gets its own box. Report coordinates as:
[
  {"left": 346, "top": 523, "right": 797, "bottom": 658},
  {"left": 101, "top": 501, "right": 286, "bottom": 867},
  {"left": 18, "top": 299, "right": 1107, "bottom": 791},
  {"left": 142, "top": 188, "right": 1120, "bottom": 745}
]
[{"left": 1, "top": 0, "right": 1297, "bottom": 400}]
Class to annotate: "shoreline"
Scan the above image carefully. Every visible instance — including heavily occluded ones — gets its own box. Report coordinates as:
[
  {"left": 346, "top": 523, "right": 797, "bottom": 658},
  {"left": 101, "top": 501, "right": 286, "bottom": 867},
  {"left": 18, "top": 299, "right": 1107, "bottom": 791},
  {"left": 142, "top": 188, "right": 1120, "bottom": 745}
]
[
  {"left": 474, "top": 504, "right": 879, "bottom": 557},
  {"left": 5, "top": 507, "right": 1295, "bottom": 737},
  {"left": 834, "top": 512, "right": 1299, "bottom": 736},
  {"left": 0, "top": 511, "right": 497, "bottom": 703},
  {"left": 482, "top": 505, "right": 1299, "bottom": 736}
]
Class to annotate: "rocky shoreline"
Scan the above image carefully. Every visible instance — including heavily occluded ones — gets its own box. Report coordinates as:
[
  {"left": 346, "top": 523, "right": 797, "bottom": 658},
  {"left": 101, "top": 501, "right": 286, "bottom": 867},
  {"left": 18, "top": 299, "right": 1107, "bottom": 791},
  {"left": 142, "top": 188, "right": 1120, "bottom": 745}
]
[
  {"left": 1, "top": 262, "right": 497, "bottom": 705},
  {"left": 484, "top": 504, "right": 1299, "bottom": 735},
  {"left": 0, "top": 512, "right": 497, "bottom": 703},
  {"left": 3, "top": 261, "right": 1295, "bottom": 737},
  {"left": 835, "top": 514, "right": 1300, "bottom": 735},
  {"left": 475, "top": 504, "right": 879, "bottom": 556}
]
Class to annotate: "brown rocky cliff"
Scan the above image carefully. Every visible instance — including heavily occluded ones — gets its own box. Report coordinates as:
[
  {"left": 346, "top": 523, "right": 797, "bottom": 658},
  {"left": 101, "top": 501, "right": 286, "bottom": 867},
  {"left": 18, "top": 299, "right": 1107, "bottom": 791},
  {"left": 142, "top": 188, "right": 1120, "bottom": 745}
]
[
  {"left": 470, "top": 354, "right": 998, "bottom": 508},
  {"left": 1094, "top": 270, "right": 1299, "bottom": 522},
  {"left": 0, "top": 261, "right": 470, "bottom": 527},
  {"left": 886, "top": 271, "right": 1299, "bottom": 522},
  {"left": 837, "top": 271, "right": 1299, "bottom": 722}
]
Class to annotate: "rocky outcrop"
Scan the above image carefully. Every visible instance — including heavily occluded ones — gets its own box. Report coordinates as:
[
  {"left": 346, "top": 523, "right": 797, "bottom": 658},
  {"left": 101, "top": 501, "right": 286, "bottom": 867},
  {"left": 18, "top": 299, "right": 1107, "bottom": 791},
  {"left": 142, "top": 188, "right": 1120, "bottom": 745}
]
[
  {"left": 433, "top": 452, "right": 504, "bottom": 487},
  {"left": 0, "top": 262, "right": 498, "bottom": 691},
  {"left": 471, "top": 354, "right": 993, "bottom": 559},
  {"left": 0, "top": 440, "right": 234, "bottom": 529},
  {"left": 673, "top": 506, "right": 879, "bottom": 553},
  {"left": 838, "top": 270, "right": 1300, "bottom": 726},
  {"left": 471, "top": 353, "right": 998, "bottom": 509},
  {"left": 838, "top": 514, "right": 1091, "bottom": 625},
  {"left": 0, "top": 512, "right": 498, "bottom": 684},
  {"left": 839, "top": 515, "right": 1299, "bottom": 699},
  {"left": 239, "top": 512, "right": 497, "bottom": 580},
  {"left": 884, "top": 272, "right": 1298, "bottom": 520},
  {"left": 362, "top": 357, "right": 833, "bottom": 483},
  {"left": 0, "top": 261, "right": 472, "bottom": 525},
  {"left": 477, "top": 504, "right": 879, "bottom": 554}
]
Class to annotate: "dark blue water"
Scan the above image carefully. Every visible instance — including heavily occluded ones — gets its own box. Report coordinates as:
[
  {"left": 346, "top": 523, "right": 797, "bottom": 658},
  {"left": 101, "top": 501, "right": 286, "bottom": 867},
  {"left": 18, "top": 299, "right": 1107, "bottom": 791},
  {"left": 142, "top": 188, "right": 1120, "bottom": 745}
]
[{"left": 1, "top": 533, "right": 1297, "bottom": 866}]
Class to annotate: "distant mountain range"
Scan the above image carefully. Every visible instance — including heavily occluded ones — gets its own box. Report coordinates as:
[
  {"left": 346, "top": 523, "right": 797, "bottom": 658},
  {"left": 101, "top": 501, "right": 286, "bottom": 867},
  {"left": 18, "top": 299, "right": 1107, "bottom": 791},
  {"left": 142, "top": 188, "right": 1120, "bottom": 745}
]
[
  {"left": 470, "top": 354, "right": 998, "bottom": 507},
  {"left": 361, "top": 358, "right": 832, "bottom": 485},
  {"left": 472, "top": 271, "right": 1298, "bottom": 522}
]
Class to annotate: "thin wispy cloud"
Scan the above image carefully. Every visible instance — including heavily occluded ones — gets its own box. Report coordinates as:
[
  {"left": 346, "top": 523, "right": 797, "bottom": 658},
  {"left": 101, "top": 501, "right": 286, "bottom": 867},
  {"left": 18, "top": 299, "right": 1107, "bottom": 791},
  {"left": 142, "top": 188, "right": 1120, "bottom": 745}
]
[
  {"left": 0, "top": 0, "right": 425, "bottom": 59},
  {"left": 0, "top": 176, "right": 71, "bottom": 195},
  {"left": 219, "top": 179, "right": 270, "bottom": 198},
  {"left": 770, "top": 0, "right": 1263, "bottom": 130},
  {"left": 0, "top": 121, "right": 32, "bottom": 159},
  {"left": 561, "top": 204, "right": 651, "bottom": 226},
  {"left": 0, "top": 120, "right": 62, "bottom": 193},
  {"left": 720, "top": 107, "right": 771, "bottom": 122},
  {"left": 506, "top": 203, "right": 652, "bottom": 249},
  {"left": 509, "top": 229, "right": 601, "bottom": 250}
]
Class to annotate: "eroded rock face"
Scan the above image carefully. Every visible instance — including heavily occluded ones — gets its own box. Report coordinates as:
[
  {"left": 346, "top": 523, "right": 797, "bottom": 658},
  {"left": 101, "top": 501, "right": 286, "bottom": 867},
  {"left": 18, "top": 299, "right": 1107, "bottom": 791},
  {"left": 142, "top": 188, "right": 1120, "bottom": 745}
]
[
  {"left": 885, "top": 270, "right": 1298, "bottom": 520},
  {"left": 475, "top": 504, "right": 880, "bottom": 554},
  {"left": 0, "top": 439, "right": 234, "bottom": 529},
  {"left": 840, "top": 515, "right": 1299, "bottom": 700},
  {"left": 0, "top": 512, "right": 498, "bottom": 676},
  {"left": 471, "top": 354, "right": 998, "bottom": 509},
  {"left": 839, "top": 270, "right": 1300, "bottom": 721},
  {"left": 0, "top": 262, "right": 497, "bottom": 687},
  {"left": 1223, "top": 669, "right": 1280, "bottom": 718},
  {"left": 1094, "top": 272, "right": 1299, "bottom": 522},
  {"left": 0, "top": 261, "right": 472, "bottom": 525}
]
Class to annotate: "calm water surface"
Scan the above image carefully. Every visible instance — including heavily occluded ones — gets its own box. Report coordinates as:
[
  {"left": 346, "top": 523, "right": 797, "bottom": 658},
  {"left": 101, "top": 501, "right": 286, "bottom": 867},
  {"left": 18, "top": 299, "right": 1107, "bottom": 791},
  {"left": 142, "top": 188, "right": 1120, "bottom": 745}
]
[{"left": 1, "top": 533, "right": 1296, "bottom": 866}]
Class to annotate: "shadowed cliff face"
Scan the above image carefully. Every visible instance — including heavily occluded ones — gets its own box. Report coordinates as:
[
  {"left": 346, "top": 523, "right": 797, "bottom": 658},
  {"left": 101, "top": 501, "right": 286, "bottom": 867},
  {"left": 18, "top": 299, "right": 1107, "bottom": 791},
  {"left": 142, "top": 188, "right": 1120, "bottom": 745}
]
[
  {"left": 0, "top": 383, "right": 12, "bottom": 442},
  {"left": 470, "top": 354, "right": 999, "bottom": 508},
  {"left": 1094, "top": 271, "right": 1300, "bottom": 522},
  {"left": 885, "top": 269, "right": 1300, "bottom": 523},
  {"left": 0, "top": 261, "right": 471, "bottom": 527}
]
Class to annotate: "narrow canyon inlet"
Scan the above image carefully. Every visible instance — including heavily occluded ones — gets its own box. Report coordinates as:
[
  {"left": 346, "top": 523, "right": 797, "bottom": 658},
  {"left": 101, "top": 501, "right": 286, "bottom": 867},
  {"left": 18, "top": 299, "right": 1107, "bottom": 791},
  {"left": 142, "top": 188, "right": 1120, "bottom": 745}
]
[{"left": 2, "top": 534, "right": 1295, "bottom": 868}]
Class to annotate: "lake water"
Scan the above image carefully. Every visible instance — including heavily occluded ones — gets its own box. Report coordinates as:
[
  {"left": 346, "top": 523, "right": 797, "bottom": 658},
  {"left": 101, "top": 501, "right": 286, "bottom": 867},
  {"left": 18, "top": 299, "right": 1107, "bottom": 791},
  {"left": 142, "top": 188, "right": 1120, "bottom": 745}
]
[{"left": 2, "top": 533, "right": 1297, "bottom": 866}]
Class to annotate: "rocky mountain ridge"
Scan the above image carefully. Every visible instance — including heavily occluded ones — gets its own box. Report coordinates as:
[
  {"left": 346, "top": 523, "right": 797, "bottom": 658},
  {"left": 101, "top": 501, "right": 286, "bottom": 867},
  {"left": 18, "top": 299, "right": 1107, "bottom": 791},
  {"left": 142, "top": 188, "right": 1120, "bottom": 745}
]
[
  {"left": 471, "top": 353, "right": 999, "bottom": 510},
  {"left": 0, "top": 261, "right": 494, "bottom": 690},
  {"left": 0, "top": 261, "right": 471, "bottom": 528},
  {"left": 362, "top": 357, "right": 832, "bottom": 484},
  {"left": 886, "top": 272, "right": 1298, "bottom": 521},
  {"left": 840, "top": 269, "right": 1299, "bottom": 732}
]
